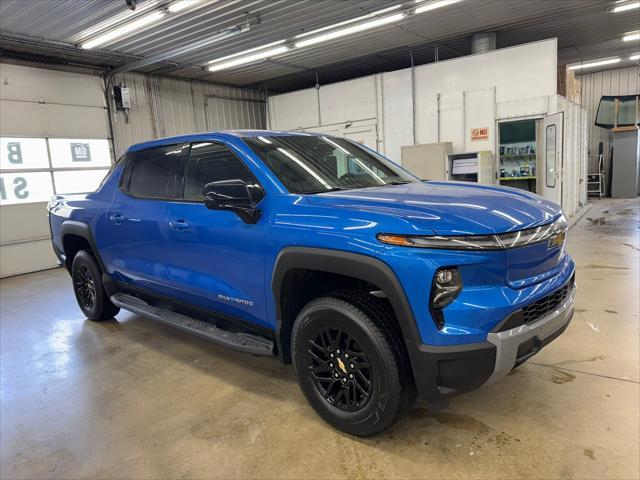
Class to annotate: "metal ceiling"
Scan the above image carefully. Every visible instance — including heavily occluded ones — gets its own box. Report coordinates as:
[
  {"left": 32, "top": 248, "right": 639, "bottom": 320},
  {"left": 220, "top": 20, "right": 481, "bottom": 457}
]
[{"left": 1, "top": 0, "right": 638, "bottom": 92}]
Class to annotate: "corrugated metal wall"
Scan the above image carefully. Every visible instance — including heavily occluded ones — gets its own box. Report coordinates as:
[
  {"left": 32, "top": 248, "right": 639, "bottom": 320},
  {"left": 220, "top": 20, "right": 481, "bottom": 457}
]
[
  {"left": 579, "top": 66, "right": 640, "bottom": 175},
  {"left": 110, "top": 72, "right": 266, "bottom": 157}
]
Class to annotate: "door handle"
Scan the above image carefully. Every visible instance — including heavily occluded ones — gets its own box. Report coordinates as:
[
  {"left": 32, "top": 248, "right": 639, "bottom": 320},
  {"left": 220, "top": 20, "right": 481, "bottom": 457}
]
[
  {"left": 109, "top": 214, "right": 124, "bottom": 226},
  {"left": 169, "top": 220, "right": 190, "bottom": 231}
]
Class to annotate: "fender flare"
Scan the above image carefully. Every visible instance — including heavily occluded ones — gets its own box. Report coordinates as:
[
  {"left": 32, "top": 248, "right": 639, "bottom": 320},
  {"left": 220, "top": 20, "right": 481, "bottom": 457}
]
[
  {"left": 60, "top": 221, "right": 106, "bottom": 272},
  {"left": 271, "top": 246, "right": 421, "bottom": 362}
]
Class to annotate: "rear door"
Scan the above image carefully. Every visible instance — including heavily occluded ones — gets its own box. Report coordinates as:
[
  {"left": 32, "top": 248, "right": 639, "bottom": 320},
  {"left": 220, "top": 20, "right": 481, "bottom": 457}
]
[
  {"left": 541, "top": 112, "right": 563, "bottom": 205},
  {"left": 100, "top": 143, "right": 187, "bottom": 296},
  {"left": 164, "top": 141, "right": 268, "bottom": 328}
]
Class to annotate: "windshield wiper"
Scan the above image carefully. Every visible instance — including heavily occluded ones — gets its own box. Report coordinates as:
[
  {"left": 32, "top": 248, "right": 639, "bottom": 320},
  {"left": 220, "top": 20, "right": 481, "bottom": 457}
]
[
  {"left": 386, "top": 180, "right": 412, "bottom": 185},
  {"left": 303, "top": 187, "right": 348, "bottom": 194}
]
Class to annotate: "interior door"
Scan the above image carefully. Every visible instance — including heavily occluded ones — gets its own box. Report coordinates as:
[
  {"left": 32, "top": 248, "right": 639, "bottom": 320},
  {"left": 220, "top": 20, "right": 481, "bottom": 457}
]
[
  {"left": 165, "top": 141, "right": 268, "bottom": 328},
  {"left": 541, "top": 112, "right": 563, "bottom": 205}
]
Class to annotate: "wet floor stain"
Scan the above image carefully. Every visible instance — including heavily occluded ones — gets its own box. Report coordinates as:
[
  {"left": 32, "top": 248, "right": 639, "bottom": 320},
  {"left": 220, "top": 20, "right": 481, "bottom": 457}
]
[
  {"left": 604, "top": 309, "right": 618, "bottom": 314},
  {"left": 622, "top": 243, "right": 640, "bottom": 251},
  {"left": 553, "top": 355, "right": 605, "bottom": 367},
  {"left": 550, "top": 368, "right": 576, "bottom": 384},
  {"left": 584, "top": 448, "right": 595, "bottom": 460},
  {"left": 423, "top": 410, "right": 491, "bottom": 435}
]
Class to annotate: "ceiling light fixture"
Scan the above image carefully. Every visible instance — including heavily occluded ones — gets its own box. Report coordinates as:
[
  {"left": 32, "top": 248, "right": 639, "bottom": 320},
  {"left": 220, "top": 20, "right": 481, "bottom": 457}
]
[
  {"left": 623, "top": 32, "right": 640, "bottom": 41},
  {"left": 295, "top": 12, "right": 406, "bottom": 48},
  {"left": 75, "top": 0, "right": 158, "bottom": 42},
  {"left": 295, "top": 5, "right": 402, "bottom": 39},
  {"left": 208, "top": 46, "right": 291, "bottom": 72},
  {"left": 204, "top": 0, "right": 463, "bottom": 72},
  {"left": 81, "top": 10, "right": 165, "bottom": 49},
  {"left": 168, "top": 0, "right": 202, "bottom": 13},
  {"left": 630, "top": 53, "right": 640, "bottom": 60},
  {"left": 207, "top": 39, "right": 286, "bottom": 65},
  {"left": 609, "top": 1, "right": 640, "bottom": 12},
  {"left": 415, "top": 0, "right": 464, "bottom": 14},
  {"left": 568, "top": 58, "right": 621, "bottom": 70}
]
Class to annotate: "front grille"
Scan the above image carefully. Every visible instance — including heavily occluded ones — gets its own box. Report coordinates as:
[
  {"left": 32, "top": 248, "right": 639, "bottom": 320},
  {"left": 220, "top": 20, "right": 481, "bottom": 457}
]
[{"left": 522, "top": 274, "right": 574, "bottom": 324}]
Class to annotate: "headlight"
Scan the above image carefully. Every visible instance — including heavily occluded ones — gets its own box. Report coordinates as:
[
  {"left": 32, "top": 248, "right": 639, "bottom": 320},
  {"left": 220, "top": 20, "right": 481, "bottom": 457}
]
[
  {"left": 430, "top": 267, "right": 462, "bottom": 310},
  {"left": 377, "top": 215, "right": 567, "bottom": 251}
]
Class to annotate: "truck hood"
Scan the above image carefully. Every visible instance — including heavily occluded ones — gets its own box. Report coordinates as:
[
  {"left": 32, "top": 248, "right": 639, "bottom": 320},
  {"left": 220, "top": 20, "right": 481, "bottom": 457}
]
[{"left": 306, "top": 181, "right": 561, "bottom": 235}]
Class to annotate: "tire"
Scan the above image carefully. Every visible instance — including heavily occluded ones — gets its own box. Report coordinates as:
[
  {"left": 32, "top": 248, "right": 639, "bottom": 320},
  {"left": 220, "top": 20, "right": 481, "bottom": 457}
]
[
  {"left": 291, "top": 290, "right": 416, "bottom": 437},
  {"left": 71, "top": 250, "right": 119, "bottom": 321}
]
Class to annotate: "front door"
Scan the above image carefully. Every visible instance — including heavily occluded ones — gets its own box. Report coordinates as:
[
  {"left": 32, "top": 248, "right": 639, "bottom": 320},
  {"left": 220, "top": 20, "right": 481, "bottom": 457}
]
[
  {"left": 165, "top": 141, "right": 268, "bottom": 328},
  {"left": 541, "top": 112, "right": 563, "bottom": 205}
]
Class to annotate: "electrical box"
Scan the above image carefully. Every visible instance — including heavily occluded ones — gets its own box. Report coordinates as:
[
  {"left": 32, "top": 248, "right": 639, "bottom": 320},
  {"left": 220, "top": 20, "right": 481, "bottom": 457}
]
[
  {"left": 401, "top": 142, "right": 452, "bottom": 180},
  {"left": 113, "top": 85, "right": 131, "bottom": 110},
  {"left": 447, "top": 151, "right": 494, "bottom": 184}
]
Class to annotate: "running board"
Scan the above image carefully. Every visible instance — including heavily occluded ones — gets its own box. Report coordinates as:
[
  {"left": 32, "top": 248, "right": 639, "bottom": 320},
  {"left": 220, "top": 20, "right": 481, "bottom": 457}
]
[{"left": 110, "top": 293, "right": 274, "bottom": 356}]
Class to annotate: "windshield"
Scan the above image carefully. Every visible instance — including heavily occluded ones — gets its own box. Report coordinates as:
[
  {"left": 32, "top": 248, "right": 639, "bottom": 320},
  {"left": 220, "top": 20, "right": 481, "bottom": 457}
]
[{"left": 243, "top": 135, "right": 418, "bottom": 194}]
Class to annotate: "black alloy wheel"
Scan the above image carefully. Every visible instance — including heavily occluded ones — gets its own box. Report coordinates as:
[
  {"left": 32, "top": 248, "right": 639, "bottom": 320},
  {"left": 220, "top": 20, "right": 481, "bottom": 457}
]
[{"left": 306, "top": 326, "right": 373, "bottom": 412}]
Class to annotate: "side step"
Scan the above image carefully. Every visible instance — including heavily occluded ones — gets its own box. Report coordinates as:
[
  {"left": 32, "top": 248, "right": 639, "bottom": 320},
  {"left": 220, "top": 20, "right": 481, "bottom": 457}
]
[{"left": 110, "top": 293, "right": 274, "bottom": 356}]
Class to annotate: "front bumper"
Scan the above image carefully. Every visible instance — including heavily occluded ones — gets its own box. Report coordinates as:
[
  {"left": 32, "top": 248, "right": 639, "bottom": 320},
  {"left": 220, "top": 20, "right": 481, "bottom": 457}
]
[{"left": 408, "top": 276, "right": 576, "bottom": 403}]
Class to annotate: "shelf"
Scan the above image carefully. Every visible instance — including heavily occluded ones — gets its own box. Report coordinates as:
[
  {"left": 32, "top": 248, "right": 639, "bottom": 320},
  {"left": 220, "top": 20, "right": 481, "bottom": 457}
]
[
  {"left": 499, "top": 176, "right": 536, "bottom": 181},
  {"left": 500, "top": 153, "right": 536, "bottom": 159}
]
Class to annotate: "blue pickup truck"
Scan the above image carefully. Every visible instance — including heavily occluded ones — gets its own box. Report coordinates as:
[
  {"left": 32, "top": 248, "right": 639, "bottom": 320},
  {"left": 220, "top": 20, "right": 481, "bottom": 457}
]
[{"left": 48, "top": 131, "right": 575, "bottom": 436}]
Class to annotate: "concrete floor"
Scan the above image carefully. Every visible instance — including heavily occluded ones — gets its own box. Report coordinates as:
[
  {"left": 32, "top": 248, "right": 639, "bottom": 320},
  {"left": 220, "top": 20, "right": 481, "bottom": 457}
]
[{"left": 1, "top": 198, "right": 639, "bottom": 480}]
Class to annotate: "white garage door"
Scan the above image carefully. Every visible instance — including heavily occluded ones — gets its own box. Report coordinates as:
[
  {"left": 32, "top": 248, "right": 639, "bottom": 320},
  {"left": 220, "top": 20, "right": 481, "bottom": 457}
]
[{"left": 0, "top": 64, "right": 112, "bottom": 278}]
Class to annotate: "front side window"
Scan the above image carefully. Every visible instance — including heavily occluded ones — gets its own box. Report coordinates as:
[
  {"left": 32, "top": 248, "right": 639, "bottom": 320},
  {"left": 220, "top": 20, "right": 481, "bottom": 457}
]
[
  {"left": 123, "top": 144, "right": 185, "bottom": 199},
  {"left": 243, "top": 135, "right": 417, "bottom": 194},
  {"left": 182, "top": 142, "right": 260, "bottom": 201}
]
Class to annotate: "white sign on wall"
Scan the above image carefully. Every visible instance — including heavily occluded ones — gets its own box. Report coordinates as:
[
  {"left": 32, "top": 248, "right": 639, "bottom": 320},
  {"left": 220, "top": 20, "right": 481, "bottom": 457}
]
[
  {"left": 0, "top": 172, "right": 54, "bottom": 205},
  {"left": 48, "top": 138, "right": 111, "bottom": 168},
  {"left": 0, "top": 137, "right": 49, "bottom": 170}
]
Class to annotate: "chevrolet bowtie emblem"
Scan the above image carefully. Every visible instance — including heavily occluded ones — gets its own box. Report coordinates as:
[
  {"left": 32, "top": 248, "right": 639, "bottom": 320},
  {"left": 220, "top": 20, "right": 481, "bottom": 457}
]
[{"left": 336, "top": 357, "right": 347, "bottom": 374}]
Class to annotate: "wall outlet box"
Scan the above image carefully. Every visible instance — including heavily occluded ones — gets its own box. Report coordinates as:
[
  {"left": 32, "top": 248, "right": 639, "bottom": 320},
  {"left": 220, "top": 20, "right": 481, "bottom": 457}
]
[{"left": 113, "top": 85, "right": 131, "bottom": 110}]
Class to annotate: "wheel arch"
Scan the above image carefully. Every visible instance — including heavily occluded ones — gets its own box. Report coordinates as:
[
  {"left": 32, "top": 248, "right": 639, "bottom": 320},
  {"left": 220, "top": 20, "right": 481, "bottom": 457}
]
[{"left": 271, "top": 247, "right": 420, "bottom": 364}]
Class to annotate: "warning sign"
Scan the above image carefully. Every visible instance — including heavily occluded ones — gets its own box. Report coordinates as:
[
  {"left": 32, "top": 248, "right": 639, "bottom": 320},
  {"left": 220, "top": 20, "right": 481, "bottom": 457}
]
[{"left": 471, "top": 127, "right": 489, "bottom": 141}]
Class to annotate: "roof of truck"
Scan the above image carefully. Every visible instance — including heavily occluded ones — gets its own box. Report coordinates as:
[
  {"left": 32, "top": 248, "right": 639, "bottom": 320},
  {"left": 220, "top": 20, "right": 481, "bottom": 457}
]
[{"left": 127, "top": 130, "right": 324, "bottom": 152}]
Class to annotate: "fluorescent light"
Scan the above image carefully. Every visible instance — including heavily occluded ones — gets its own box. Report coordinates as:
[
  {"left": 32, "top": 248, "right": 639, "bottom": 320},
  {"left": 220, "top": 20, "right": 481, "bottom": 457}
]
[
  {"left": 208, "top": 46, "right": 290, "bottom": 72},
  {"left": 82, "top": 11, "right": 165, "bottom": 49},
  {"left": 76, "top": 0, "right": 158, "bottom": 41},
  {"left": 295, "top": 13, "right": 406, "bottom": 48},
  {"left": 415, "top": 0, "right": 464, "bottom": 14},
  {"left": 295, "top": 5, "right": 402, "bottom": 39},
  {"left": 630, "top": 53, "right": 640, "bottom": 60},
  {"left": 623, "top": 32, "right": 640, "bottom": 41},
  {"left": 207, "top": 39, "right": 286, "bottom": 65},
  {"left": 610, "top": 1, "right": 640, "bottom": 12},
  {"left": 168, "top": 0, "right": 202, "bottom": 12},
  {"left": 568, "top": 58, "right": 621, "bottom": 70}
]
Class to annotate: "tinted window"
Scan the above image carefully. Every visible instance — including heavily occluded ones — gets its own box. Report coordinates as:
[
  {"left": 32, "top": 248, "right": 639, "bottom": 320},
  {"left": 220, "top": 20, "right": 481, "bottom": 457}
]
[
  {"left": 183, "top": 142, "right": 258, "bottom": 201},
  {"left": 243, "top": 135, "right": 417, "bottom": 194},
  {"left": 123, "top": 145, "right": 185, "bottom": 198}
]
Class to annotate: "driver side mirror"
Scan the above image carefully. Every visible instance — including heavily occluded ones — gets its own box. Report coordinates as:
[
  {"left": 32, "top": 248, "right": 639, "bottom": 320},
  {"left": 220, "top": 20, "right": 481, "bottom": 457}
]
[{"left": 202, "top": 180, "right": 262, "bottom": 224}]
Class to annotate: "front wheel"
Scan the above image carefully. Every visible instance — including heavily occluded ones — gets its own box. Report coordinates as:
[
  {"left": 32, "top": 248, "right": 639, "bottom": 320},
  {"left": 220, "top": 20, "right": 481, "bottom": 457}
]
[
  {"left": 71, "top": 250, "right": 119, "bottom": 321},
  {"left": 291, "top": 291, "right": 415, "bottom": 437}
]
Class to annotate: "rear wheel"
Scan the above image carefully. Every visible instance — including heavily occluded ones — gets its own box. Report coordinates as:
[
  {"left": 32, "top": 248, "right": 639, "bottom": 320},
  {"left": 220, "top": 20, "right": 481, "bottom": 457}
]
[
  {"left": 71, "top": 250, "right": 119, "bottom": 321},
  {"left": 291, "top": 290, "right": 415, "bottom": 436}
]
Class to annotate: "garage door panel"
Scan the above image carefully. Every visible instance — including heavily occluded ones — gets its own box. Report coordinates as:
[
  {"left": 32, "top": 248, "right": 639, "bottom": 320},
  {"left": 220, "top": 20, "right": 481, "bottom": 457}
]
[
  {"left": 0, "top": 239, "right": 58, "bottom": 278},
  {"left": 0, "top": 203, "right": 51, "bottom": 244},
  {"left": 0, "top": 100, "right": 108, "bottom": 138},
  {"left": 0, "top": 63, "right": 105, "bottom": 107}
]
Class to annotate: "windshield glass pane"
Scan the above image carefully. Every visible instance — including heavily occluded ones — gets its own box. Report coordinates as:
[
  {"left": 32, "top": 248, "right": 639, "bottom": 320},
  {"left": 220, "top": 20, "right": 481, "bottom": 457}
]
[{"left": 243, "top": 135, "right": 417, "bottom": 194}]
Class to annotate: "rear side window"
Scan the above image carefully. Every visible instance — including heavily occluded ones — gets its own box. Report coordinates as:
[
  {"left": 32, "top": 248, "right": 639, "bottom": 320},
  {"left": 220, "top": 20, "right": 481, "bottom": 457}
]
[
  {"left": 123, "top": 144, "right": 185, "bottom": 199},
  {"left": 182, "top": 142, "right": 258, "bottom": 201}
]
